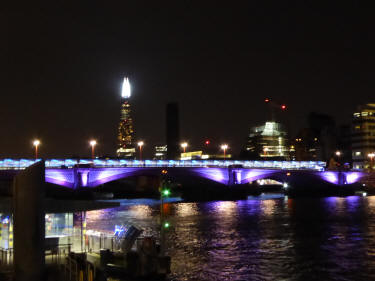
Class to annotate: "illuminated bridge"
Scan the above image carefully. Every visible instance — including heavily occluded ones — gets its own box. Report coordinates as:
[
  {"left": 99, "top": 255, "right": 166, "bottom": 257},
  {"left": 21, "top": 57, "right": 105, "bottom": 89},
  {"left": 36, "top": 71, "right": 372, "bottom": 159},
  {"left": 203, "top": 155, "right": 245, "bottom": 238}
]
[{"left": 0, "top": 159, "right": 367, "bottom": 189}]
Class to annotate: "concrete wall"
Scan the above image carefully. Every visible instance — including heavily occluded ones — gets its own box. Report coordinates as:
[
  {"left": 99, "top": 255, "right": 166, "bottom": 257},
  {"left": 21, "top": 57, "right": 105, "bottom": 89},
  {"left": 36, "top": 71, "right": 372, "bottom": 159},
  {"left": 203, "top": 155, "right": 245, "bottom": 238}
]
[{"left": 13, "top": 161, "right": 45, "bottom": 281}]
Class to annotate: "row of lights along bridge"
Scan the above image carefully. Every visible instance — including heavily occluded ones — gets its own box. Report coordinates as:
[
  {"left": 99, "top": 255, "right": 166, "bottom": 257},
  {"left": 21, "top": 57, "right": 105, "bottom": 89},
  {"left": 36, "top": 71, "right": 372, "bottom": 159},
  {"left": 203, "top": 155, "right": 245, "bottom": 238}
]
[{"left": 30, "top": 139, "right": 230, "bottom": 160}]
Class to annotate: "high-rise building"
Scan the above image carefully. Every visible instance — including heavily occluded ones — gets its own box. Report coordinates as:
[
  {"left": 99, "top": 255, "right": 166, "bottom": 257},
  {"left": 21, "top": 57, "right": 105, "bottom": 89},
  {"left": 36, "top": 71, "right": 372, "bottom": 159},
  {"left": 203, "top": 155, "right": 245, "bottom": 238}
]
[
  {"left": 117, "top": 77, "right": 136, "bottom": 158},
  {"left": 166, "top": 103, "right": 180, "bottom": 160},
  {"left": 245, "top": 121, "right": 289, "bottom": 159},
  {"left": 352, "top": 103, "right": 375, "bottom": 169}
]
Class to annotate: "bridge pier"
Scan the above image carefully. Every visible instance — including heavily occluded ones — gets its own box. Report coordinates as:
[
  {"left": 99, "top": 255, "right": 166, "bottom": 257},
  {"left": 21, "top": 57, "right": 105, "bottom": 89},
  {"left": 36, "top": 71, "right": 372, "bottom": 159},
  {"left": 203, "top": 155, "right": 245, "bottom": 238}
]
[
  {"left": 338, "top": 171, "right": 348, "bottom": 185},
  {"left": 228, "top": 168, "right": 242, "bottom": 186},
  {"left": 73, "top": 168, "right": 90, "bottom": 189}
]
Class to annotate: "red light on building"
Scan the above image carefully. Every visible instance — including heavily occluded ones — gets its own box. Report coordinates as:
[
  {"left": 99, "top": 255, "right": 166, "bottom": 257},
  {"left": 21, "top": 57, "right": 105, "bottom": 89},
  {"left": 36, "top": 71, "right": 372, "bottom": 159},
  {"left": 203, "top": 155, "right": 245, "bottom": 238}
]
[
  {"left": 205, "top": 140, "right": 210, "bottom": 145},
  {"left": 265, "top": 98, "right": 270, "bottom": 103},
  {"left": 281, "top": 105, "right": 286, "bottom": 110}
]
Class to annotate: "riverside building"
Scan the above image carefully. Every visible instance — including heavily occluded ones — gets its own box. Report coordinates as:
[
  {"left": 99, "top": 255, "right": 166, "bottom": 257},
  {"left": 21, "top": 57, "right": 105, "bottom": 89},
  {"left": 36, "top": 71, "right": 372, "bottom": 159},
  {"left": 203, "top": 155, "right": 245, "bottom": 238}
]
[{"left": 352, "top": 103, "right": 375, "bottom": 170}]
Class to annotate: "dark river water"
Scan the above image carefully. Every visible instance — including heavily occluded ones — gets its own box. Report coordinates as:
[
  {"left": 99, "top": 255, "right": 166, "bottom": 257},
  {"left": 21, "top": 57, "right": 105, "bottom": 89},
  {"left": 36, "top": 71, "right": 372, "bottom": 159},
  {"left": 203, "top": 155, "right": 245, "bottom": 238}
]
[{"left": 85, "top": 195, "right": 375, "bottom": 281}]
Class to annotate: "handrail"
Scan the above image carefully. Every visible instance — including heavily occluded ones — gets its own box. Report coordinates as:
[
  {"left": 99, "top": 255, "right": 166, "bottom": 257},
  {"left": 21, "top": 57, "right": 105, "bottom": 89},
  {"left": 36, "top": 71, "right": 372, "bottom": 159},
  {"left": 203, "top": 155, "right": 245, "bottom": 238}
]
[
  {"left": 0, "top": 244, "right": 72, "bottom": 266},
  {"left": 0, "top": 159, "right": 327, "bottom": 171}
]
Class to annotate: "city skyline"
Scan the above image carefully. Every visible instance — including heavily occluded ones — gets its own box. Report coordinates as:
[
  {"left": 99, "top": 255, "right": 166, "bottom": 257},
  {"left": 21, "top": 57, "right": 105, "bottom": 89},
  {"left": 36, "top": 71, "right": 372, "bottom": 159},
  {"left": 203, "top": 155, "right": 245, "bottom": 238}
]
[{"left": 1, "top": 3, "right": 374, "bottom": 158}]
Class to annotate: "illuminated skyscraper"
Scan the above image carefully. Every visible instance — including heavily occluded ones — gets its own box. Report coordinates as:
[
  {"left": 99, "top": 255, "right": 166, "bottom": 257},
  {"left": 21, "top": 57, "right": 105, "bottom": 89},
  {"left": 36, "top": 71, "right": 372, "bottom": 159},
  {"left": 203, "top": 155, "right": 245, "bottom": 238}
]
[{"left": 117, "top": 77, "right": 136, "bottom": 158}]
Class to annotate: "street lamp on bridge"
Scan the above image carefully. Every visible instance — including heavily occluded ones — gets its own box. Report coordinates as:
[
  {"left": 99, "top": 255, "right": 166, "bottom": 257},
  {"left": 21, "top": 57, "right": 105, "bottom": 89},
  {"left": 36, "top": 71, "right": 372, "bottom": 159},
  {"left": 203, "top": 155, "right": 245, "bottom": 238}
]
[
  {"left": 181, "top": 142, "right": 188, "bottom": 153},
  {"left": 90, "top": 140, "right": 97, "bottom": 159},
  {"left": 221, "top": 144, "right": 228, "bottom": 160},
  {"left": 33, "top": 139, "right": 40, "bottom": 159},
  {"left": 137, "top": 141, "right": 144, "bottom": 161}
]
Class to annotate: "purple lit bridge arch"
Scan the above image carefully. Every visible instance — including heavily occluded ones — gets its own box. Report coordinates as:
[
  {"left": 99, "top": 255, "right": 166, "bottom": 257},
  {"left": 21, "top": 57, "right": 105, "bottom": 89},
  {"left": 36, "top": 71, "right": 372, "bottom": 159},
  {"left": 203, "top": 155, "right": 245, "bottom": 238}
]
[{"left": 0, "top": 159, "right": 368, "bottom": 189}]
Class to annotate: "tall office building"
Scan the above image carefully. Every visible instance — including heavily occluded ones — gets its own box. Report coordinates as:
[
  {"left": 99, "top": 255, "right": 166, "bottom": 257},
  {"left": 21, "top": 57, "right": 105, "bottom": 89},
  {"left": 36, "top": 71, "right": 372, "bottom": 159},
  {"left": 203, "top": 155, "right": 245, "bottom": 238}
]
[
  {"left": 352, "top": 103, "right": 375, "bottom": 169},
  {"left": 117, "top": 77, "right": 136, "bottom": 158},
  {"left": 166, "top": 103, "right": 180, "bottom": 159},
  {"left": 245, "top": 121, "right": 289, "bottom": 159}
]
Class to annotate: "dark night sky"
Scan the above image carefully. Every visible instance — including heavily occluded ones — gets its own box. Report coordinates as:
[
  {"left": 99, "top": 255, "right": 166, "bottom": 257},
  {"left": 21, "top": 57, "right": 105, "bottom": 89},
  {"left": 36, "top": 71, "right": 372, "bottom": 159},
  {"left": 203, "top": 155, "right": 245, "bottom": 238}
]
[{"left": 0, "top": 2, "right": 374, "bottom": 158}]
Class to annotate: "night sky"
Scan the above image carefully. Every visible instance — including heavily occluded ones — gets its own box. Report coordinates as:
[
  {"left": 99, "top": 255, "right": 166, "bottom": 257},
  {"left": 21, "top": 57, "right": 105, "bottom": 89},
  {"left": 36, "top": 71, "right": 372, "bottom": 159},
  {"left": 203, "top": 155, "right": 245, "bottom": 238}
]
[{"left": 1, "top": 3, "right": 374, "bottom": 158}]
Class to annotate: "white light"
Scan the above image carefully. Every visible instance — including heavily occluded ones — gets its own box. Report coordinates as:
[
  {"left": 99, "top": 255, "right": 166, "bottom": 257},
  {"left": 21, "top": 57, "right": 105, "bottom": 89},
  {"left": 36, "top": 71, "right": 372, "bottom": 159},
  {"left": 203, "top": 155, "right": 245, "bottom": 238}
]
[
  {"left": 221, "top": 144, "right": 228, "bottom": 150},
  {"left": 138, "top": 141, "right": 144, "bottom": 147},
  {"left": 121, "top": 77, "right": 131, "bottom": 98},
  {"left": 90, "top": 140, "right": 97, "bottom": 147},
  {"left": 283, "top": 182, "right": 288, "bottom": 188},
  {"left": 33, "top": 139, "right": 40, "bottom": 147}
]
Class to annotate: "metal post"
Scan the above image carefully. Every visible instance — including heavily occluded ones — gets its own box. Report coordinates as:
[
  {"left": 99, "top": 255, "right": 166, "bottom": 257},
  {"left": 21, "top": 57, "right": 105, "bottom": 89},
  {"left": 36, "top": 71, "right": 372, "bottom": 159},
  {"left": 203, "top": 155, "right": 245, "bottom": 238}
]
[
  {"left": 160, "top": 192, "right": 165, "bottom": 256},
  {"left": 80, "top": 212, "right": 83, "bottom": 252}
]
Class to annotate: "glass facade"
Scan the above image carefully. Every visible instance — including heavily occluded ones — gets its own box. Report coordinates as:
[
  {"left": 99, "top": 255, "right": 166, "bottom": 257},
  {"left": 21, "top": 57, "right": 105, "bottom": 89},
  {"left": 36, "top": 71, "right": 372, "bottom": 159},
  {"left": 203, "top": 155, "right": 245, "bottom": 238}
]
[
  {"left": 246, "top": 121, "right": 290, "bottom": 159},
  {"left": 117, "top": 98, "right": 136, "bottom": 158},
  {"left": 0, "top": 213, "right": 74, "bottom": 250}
]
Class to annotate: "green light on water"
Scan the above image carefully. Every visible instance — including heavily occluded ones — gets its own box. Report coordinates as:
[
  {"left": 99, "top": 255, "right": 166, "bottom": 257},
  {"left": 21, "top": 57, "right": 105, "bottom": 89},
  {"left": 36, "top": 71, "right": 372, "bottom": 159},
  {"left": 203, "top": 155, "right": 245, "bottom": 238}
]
[
  {"left": 164, "top": 222, "right": 170, "bottom": 228},
  {"left": 163, "top": 189, "right": 170, "bottom": 196}
]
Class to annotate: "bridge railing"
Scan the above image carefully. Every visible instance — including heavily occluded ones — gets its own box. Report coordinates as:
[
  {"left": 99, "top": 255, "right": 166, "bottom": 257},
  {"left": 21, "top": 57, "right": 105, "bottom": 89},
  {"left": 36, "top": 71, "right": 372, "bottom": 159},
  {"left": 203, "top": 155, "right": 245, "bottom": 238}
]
[{"left": 0, "top": 159, "right": 326, "bottom": 171}]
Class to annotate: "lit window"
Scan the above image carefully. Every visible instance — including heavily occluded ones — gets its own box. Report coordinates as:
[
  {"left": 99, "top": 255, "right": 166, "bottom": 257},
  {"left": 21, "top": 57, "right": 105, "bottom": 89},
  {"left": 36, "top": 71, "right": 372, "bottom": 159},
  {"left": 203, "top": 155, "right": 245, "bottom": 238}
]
[{"left": 355, "top": 151, "right": 361, "bottom": 156}]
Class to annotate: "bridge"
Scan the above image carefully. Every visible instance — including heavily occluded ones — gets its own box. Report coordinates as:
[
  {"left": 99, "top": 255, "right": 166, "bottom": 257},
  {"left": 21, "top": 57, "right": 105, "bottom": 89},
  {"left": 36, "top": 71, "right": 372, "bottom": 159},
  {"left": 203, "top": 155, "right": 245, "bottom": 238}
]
[{"left": 0, "top": 159, "right": 368, "bottom": 189}]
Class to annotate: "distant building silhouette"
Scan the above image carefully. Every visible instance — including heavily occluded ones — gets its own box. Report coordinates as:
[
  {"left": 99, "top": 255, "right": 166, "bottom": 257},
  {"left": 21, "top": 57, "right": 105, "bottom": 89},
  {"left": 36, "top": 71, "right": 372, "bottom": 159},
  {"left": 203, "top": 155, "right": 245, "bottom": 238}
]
[
  {"left": 166, "top": 103, "right": 180, "bottom": 160},
  {"left": 307, "top": 112, "right": 337, "bottom": 162},
  {"left": 292, "top": 128, "right": 320, "bottom": 161},
  {"left": 352, "top": 103, "right": 375, "bottom": 169},
  {"left": 117, "top": 77, "right": 136, "bottom": 158},
  {"left": 337, "top": 125, "right": 352, "bottom": 165}
]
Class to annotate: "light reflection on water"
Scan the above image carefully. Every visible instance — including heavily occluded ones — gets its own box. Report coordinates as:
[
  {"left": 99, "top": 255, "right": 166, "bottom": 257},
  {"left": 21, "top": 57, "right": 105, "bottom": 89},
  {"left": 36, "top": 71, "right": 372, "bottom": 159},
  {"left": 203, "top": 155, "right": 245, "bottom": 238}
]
[{"left": 84, "top": 196, "right": 375, "bottom": 281}]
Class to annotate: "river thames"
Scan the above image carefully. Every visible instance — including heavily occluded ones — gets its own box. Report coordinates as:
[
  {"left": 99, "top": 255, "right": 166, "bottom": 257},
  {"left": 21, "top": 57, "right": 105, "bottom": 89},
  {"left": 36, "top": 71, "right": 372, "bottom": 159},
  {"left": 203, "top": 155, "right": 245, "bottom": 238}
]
[{"left": 84, "top": 195, "right": 375, "bottom": 281}]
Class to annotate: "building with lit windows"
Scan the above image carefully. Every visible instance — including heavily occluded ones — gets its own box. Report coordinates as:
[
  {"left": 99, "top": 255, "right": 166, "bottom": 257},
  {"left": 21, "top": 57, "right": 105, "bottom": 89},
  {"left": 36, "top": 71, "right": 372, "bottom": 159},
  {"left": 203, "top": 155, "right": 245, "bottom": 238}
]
[
  {"left": 245, "top": 121, "right": 289, "bottom": 159},
  {"left": 179, "top": 151, "right": 232, "bottom": 160},
  {"left": 352, "top": 103, "right": 375, "bottom": 170},
  {"left": 117, "top": 77, "right": 136, "bottom": 158},
  {"left": 154, "top": 145, "right": 167, "bottom": 160}
]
